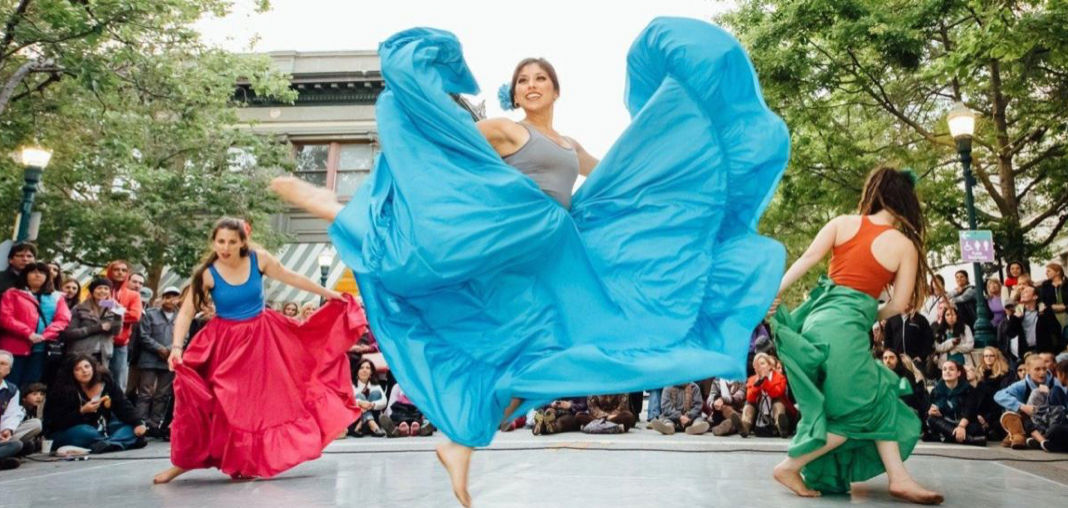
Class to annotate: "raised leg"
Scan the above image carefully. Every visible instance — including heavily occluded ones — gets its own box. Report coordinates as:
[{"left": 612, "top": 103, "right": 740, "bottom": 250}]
[
  {"left": 270, "top": 176, "right": 344, "bottom": 222},
  {"left": 772, "top": 432, "right": 846, "bottom": 498}
]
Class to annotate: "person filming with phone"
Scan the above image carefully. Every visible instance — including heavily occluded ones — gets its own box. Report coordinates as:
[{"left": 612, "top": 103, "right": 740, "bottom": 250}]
[{"left": 60, "top": 278, "right": 123, "bottom": 368}]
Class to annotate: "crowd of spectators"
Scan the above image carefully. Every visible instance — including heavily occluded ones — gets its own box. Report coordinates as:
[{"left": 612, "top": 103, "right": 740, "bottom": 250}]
[{"left": 2, "top": 240, "right": 1066, "bottom": 472}]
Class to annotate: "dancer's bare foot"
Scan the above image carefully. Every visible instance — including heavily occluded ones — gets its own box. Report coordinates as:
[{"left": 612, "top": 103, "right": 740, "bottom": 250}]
[
  {"left": 435, "top": 441, "right": 473, "bottom": 507},
  {"left": 773, "top": 461, "right": 821, "bottom": 498},
  {"left": 269, "top": 175, "right": 343, "bottom": 222},
  {"left": 889, "top": 478, "right": 944, "bottom": 505},
  {"left": 152, "top": 466, "right": 187, "bottom": 484}
]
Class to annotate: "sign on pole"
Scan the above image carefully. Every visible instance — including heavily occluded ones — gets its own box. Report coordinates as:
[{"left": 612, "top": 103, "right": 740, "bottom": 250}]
[{"left": 959, "top": 230, "right": 995, "bottom": 263}]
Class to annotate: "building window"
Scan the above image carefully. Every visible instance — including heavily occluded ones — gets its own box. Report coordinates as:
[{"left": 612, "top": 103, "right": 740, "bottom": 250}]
[
  {"left": 294, "top": 143, "right": 330, "bottom": 186},
  {"left": 336, "top": 143, "right": 373, "bottom": 197}
]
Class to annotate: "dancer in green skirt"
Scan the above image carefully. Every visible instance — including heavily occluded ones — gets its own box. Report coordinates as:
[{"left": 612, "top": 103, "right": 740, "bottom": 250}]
[{"left": 769, "top": 166, "right": 944, "bottom": 504}]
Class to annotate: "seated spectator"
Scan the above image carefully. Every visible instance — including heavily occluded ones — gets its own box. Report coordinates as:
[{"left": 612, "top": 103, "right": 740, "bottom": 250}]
[
  {"left": 645, "top": 387, "right": 665, "bottom": 427},
  {"left": 974, "top": 346, "right": 1012, "bottom": 440},
  {"left": 18, "top": 382, "right": 46, "bottom": 454},
  {"left": 1002, "top": 285, "right": 1062, "bottom": 364},
  {"left": 1, "top": 351, "right": 44, "bottom": 469},
  {"left": 60, "top": 278, "right": 122, "bottom": 367},
  {"left": 870, "top": 320, "right": 887, "bottom": 357},
  {"left": 582, "top": 394, "right": 635, "bottom": 434},
  {"left": 43, "top": 354, "right": 146, "bottom": 454},
  {"left": 532, "top": 396, "right": 588, "bottom": 435},
  {"left": 300, "top": 301, "right": 318, "bottom": 322},
  {"left": 996, "top": 354, "right": 1058, "bottom": 449},
  {"left": 378, "top": 384, "right": 435, "bottom": 437},
  {"left": 933, "top": 307, "right": 974, "bottom": 369},
  {"left": 706, "top": 377, "right": 746, "bottom": 436},
  {"left": 135, "top": 286, "right": 181, "bottom": 439},
  {"left": 881, "top": 349, "right": 928, "bottom": 422},
  {"left": 883, "top": 306, "right": 935, "bottom": 370},
  {"left": 281, "top": 301, "right": 300, "bottom": 319},
  {"left": 348, "top": 358, "right": 386, "bottom": 437},
  {"left": 926, "top": 360, "right": 986, "bottom": 446},
  {"left": 737, "top": 353, "right": 796, "bottom": 438},
  {"left": 652, "top": 381, "right": 708, "bottom": 435},
  {"left": 0, "top": 262, "right": 70, "bottom": 388},
  {"left": 1026, "top": 359, "right": 1068, "bottom": 452}
]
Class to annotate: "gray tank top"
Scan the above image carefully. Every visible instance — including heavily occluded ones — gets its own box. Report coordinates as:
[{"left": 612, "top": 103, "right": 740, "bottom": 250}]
[{"left": 503, "top": 123, "right": 580, "bottom": 209}]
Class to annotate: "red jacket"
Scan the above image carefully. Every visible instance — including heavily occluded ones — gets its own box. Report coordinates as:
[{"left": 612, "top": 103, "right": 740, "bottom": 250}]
[
  {"left": 0, "top": 290, "right": 71, "bottom": 356},
  {"left": 106, "top": 262, "right": 142, "bottom": 347},
  {"left": 746, "top": 370, "right": 798, "bottom": 416}
]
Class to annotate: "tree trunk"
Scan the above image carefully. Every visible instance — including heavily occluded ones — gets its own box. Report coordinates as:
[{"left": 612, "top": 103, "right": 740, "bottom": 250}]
[{"left": 147, "top": 261, "right": 164, "bottom": 296}]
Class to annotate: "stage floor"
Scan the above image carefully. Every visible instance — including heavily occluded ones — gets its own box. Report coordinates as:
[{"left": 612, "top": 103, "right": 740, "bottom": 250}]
[{"left": 3, "top": 429, "right": 1067, "bottom": 507}]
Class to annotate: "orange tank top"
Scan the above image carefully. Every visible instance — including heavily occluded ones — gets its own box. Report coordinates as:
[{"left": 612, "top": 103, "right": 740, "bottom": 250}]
[{"left": 828, "top": 216, "right": 896, "bottom": 299}]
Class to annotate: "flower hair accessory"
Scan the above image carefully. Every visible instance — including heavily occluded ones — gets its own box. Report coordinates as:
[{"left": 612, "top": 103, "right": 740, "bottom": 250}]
[
  {"left": 497, "top": 83, "right": 515, "bottom": 111},
  {"left": 899, "top": 168, "right": 919, "bottom": 187}
]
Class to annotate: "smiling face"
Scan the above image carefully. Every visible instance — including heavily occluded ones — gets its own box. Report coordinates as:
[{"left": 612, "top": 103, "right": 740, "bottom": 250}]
[
  {"left": 513, "top": 61, "right": 559, "bottom": 113},
  {"left": 357, "top": 361, "right": 373, "bottom": 382},
  {"left": 212, "top": 227, "right": 246, "bottom": 262},
  {"left": 92, "top": 284, "right": 112, "bottom": 302}
]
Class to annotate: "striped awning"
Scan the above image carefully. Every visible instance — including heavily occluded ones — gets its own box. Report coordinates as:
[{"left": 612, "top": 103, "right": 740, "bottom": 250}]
[{"left": 265, "top": 242, "right": 348, "bottom": 305}]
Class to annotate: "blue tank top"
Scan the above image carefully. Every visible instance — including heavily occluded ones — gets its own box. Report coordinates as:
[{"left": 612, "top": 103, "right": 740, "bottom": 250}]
[{"left": 209, "top": 251, "right": 265, "bottom": 320}]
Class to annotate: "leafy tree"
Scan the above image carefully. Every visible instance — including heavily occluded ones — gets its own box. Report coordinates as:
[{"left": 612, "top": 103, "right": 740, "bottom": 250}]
[
  {"left": 720, "top": 0, "right": 1068, "bottom": 300},
  {"left": 0, "top": 0, "right": 295, "bottom": 290}
]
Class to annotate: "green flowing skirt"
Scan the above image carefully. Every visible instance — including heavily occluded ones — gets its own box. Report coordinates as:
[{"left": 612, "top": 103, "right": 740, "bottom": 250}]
[{"left": 772, "top": 276, "right": 920, "bottom": 494}]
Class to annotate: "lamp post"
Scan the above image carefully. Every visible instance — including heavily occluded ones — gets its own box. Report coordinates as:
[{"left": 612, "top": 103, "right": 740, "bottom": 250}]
[
  {"left": 947, "top": 102, "right": 995, "bottom": 347},
  {"left": 15, "top": 145, "right": 52, "bottom": 242},
  {"left": 317, "top": 248, "right": 334, "bottom": 305}
]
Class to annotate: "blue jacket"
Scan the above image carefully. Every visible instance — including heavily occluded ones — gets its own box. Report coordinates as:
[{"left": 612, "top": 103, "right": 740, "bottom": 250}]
[{"left": 994, "top": 373, "right": 1058, "bottom": 411}]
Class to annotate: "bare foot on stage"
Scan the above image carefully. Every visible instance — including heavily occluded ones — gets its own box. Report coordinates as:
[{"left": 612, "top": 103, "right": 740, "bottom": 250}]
[
  {"left": 152, "top": 466, "right": 187, "bottom": 484},
  {"left": 269, "top": 175, "right": 344, "bottom": 222},
  {"left": 773, "top": 461, "right": 821, "bottom": 498},
  {"left": 889, "top": 479, "right": 944, "bottom": 505},
  {"left": 436, "top": 441, "right": 473, "bottom": 507}
]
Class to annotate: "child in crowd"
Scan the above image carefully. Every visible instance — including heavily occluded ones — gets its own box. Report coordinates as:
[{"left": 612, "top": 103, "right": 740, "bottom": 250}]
[{"left": 651, "top": 381, "right": 708, "bottom": 435}]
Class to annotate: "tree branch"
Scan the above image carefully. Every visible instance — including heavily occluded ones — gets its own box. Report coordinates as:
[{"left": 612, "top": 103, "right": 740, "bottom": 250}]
[
  {"left": 0, "top": 0, "right": 32, "bottom": 59},
  {"left": 8, "top": 70, "right": 60, "bottom": 103},
  {"left": 1014, "top": 143, "right": 1065, "bottom": 176},
  {"left": 1035, "top": 213, "right": 1068, "bottom": 252},
  {"left": 1025, "top": 193, "right": 1068, "bottom": 231}
]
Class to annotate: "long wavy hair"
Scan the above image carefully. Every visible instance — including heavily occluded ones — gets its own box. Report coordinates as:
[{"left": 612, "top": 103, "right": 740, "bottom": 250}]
[
  {"left": 189, "top": 217, "right": 254, "bottom": 312},
  {"left": 977, "top": 346, "right": 1009, "bottom": 379},
  {"left": 857, "top": 165, "right": 930, "bottom": 309}
]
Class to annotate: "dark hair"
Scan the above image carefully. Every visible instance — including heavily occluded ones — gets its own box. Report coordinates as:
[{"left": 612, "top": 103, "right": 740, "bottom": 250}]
[
  {"left": 130, "top": 272, "right": 146, "bottom": 282},
  {"left": 881, "top": 349, "right": 915, "bottom": 382},
  {"left": 508, "top": 58, "right": 560, "bottom": 109},
  {"left": 53, "top": 354, "right": 106, "bottom": 398},
  {"left": 933, "top": 274, "right": 944, "bottom": 284},
  {"left": 7, "top": 241, "right": 36, "bottom": 260},
  {"left": 21, "top": 381, "right": 47, "bottom": 396},
  {"left": 942, "top": 359, "right": 964, "bottom": 376},
  {"left": 46, "top": 261, "right": 64, "bottom": 290},
  {"left": 1007, "top": 261, "right": 1026, "bottom": 275},
  {"left": 936, "top": 306, "right": 966, "bottom": 340},
  {"left": 955, "top": 270, "right": 969, "bottom": 281},
  {"left": 354, "top": 358, "right": 379, "bottom": 385},
  {"left": 87, "top": 277, "right": 112, "bottom": 295},
  {"left": 16, "top": 262, "right": 54, "bottom": 294},
  {"left": 191, "top": 217, "right": 252, "bottom": 312},
  {"left": 857, "top": 165, "right": 930, "bottom": 309}
]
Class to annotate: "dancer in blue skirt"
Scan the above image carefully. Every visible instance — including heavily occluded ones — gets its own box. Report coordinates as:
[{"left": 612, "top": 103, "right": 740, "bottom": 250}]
[{"left": 273, "top": 17, "right": 789, "bottom": 506}]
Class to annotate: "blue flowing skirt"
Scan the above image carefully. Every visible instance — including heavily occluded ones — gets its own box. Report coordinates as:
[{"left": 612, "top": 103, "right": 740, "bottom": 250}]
[{"left": 329, "top": 17, "right": 790, "bottom": 447}]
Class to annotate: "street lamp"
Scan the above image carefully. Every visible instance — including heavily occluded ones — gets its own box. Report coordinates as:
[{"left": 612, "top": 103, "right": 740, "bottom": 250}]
[
  {"left": 948, "top": 102, "right": 995, "bottom": 347},
  {"left": 317, "top": 247, "right": 334, "bottom": 304},
  {"left": 15, "top": 145, "right": 52, "bottom": 242}
]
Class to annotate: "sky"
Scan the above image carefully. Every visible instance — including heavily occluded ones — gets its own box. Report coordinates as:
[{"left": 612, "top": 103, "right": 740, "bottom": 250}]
[{"left": 195, "top": 0, "right": 736, "bottom": 157}]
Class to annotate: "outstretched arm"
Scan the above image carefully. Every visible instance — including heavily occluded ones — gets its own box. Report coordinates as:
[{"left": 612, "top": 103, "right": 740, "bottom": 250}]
[
  {"left": 777, "top": 217, "right": 841, "bottom": 295},
  {"left": 258, "top": 249, "right": 342, "bottom": 301},
  {"left": 270, "top": 176, "right": 344, "bottom": 223}
]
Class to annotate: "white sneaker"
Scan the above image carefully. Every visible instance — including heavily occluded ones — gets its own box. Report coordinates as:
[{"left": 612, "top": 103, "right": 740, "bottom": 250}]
[{"left": 54, "top": 446, "right": 90, "bottom": 457}]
